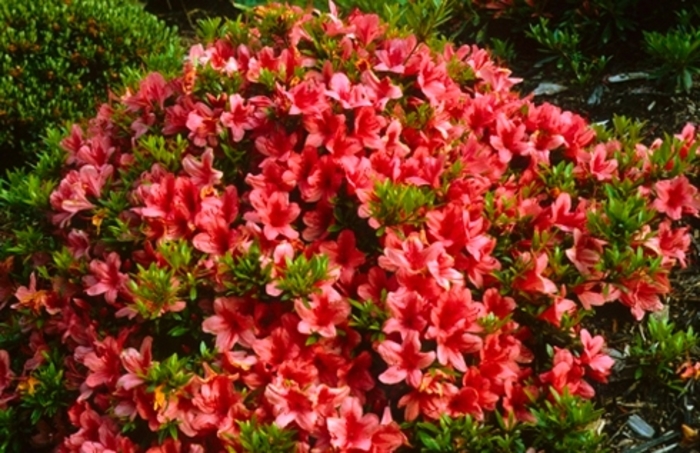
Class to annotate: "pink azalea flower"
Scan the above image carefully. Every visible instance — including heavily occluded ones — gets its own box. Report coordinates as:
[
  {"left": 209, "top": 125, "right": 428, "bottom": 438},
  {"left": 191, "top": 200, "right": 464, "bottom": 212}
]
[
  {"left": 374, "top": 36, "right": 416, "bottom": 74},
  {"left": 117, "top": 337, "right": 153, "bottom": 391},
  {"left": 397, "top": 371, "right": 455, "bottom": 421},
  {"left": 83, "top": 252, "right": 129, "bottom": 305},
  {"left": 186, "top": 102, "right": 222, "bottom": 147},
  {"left": 182, "top": 148, "right": 223, "bottom": 189},
  {"left": 370, "top": 406, "right": 409, "bottom": 452},
  {"left": 325, "top": 72, "right": 373, "bottom": 109},
  {"left": 644, "top": 220, "right": 690, "bottom": 267},
  {"left": 13, "top": 272, "right": 54, "bottom": 314},
  {"left": 360, "top": 70, "right": 402, "bottom": 110},
  {"left": 539, "top": 348, "right": 594, "bottom": 399}
]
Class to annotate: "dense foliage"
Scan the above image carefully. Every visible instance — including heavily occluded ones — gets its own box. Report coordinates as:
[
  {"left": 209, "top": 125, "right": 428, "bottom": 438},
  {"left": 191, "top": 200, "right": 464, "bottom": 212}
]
[
  {"left": 0, "top": 2, "right": 699, "bottom": 452},
  {"left": 0, "top": 0, "right": 184, "bottom": 172}
]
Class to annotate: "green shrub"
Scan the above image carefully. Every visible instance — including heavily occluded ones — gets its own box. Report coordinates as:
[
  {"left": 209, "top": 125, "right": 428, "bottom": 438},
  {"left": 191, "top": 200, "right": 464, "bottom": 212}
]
[
  {"left": 0, "top": 0, "right": 185, "bottom": 172},
  {"left": 644, "top": 25, "right": 700, "bottom": 93}
]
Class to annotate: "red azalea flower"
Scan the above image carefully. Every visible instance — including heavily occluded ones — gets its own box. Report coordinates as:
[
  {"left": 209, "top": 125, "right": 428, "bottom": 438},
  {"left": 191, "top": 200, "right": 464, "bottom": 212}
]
[
  {"left": 512, "top": 252, "right": 557, "bottom": 295},
  {"left": 79, "top": 332, "right": 130, "bottom": 393},
  {"left": 295, "top": 286, "right": 351, "bottom": 339},
  {"left": 189, "top": 366, "right": 247, "bottom": 435},
  {"left": 579, "top": 143, "right": 618, "bottom": 181},
  {"left": 220, "top": 93, "right": 260, "bottom": 142},
  {"left": 192, "top": 218, "right": 238, "bottom": 256},
  {"left": 645, "top": 220, "right": 690, "bottom": 267},
  {"left": 0, "top": 350, "right": 14, "bottom": 397},
  {"left": 50, "top": 172, "right": 96, "bottom": 227},
  {"left": 619, "top": 274, "right": 668, "bottom": 320},
  {"left": 654, "top": 175, "right": 700, "bottom": 220},
  {"left": 376, "top": 331, "right": 435, "bottom": 387},
  {"left": 286, "top": 79, "right": 329, "bottom": 116},
  {"left": 360, "top": 70, "right": 402, "bottom": 110},
  {"left": 202, "top": 297, "right": 256, "bottom": 351},
  {"left": 378, "top": 233, "right": 444, "bottom": 280},
  {"left": 579, "top": 329, "right": 614, "bottom": 383},
  {"left": 326, "top": 72, "right": 373, "bottom": 109},
  {"left": 539, "top": 348, "right": 593, "bottom": 399},
  {"left": 339, "top": 350, "right": 376, "bottom": 397},
  {"left": 565, "top": 228, "right": 606, "bottom": 277},
  {"left": 383, "top": 288, "right": 429, "bottom": 338},
  {"left": 123, "top": 72, "right": 173, "bottom": 112},
  {"left": 327, "top": 397, "right": 379, "bottom": 451},
  {"left": 246, "top": 190, "right": 301, "bottom": 240},
  {"left": 264, "top": 379, "right": 318, "bottom": 431},
  {"left": 320, "top": 230, "right": 366, "bottom": 285},
  {"left": 539, "top": 290, "right": 577, "bottom": 328},
  {"left": 397, "top": 371, "right": 456, "bottom": 421}
]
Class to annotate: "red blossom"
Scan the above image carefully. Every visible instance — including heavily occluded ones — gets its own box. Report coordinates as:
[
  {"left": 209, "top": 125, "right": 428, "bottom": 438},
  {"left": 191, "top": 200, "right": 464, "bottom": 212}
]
[
  {"left": 579, "top": 329, "right": 614, "bottom": 383},
  {"left": 246, "top": 190, "right": 301, "bottom": 240},
  {"left": 376, "top": 331, "right": 435, "bottom": 387},
  {"left": 653, "top": 175, "right": 700, "bottom": 220},
  {"left": 512, "top": 252, "right": 557, "bottom": 294},
  {"left": 327, "top": 397, "right": 379, "bottom": 451},
  {"left": 202, "top": 297, "right": 256, "bottom": 351},
  {"left": 295, "top": 286, "right": 351, "bottom": 339}
]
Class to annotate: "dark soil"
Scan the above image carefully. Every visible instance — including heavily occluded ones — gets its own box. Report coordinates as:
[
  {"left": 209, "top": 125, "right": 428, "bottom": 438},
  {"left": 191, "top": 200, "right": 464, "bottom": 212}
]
[{"left": 144, "top": 1, "right": 700, "bottom": 451}]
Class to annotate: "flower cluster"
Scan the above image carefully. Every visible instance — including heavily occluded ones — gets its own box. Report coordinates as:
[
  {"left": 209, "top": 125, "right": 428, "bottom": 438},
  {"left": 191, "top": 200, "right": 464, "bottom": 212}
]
[{"left": 0, "top": 2, "right": 698, "bottom": 451}]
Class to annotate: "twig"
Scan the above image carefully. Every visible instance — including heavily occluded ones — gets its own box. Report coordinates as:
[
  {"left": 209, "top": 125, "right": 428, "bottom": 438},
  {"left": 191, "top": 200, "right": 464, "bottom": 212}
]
[{"left": 623, "top": 431, "right": 680, "bottom": 453}]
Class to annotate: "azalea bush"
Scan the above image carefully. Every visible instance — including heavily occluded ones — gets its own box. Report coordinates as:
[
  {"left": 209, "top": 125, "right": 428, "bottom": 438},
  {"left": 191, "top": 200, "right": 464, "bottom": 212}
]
[{"left": 1, "top": 2, "right": 699, "bottom": 451}]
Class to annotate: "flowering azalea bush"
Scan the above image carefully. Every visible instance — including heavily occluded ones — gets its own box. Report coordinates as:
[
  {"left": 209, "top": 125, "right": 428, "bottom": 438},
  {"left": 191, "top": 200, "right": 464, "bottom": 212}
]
[{"left": 1, "top": 2, "right": 699, "bottom": 451}]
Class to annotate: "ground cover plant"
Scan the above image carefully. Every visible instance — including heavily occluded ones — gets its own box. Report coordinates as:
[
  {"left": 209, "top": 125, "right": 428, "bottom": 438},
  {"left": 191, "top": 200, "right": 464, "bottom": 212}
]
[
  {"left": 0, "top": 0, "right": 184, "bottom": 172},
  {"left": 1, "top": 2, "right": 700, "bottom": 451}
]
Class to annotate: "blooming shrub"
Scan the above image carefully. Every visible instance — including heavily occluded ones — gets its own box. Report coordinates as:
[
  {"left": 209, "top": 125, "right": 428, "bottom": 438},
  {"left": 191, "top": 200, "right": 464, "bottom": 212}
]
[{"left": 0, "top": 2, "right": 699, "bottom": 451}]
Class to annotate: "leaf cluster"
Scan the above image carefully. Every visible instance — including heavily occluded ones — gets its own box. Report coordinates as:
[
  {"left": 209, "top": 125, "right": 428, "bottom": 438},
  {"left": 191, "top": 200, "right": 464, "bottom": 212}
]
[{"left": 626, "top": 315, "right": 699, "bottom": 384}]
